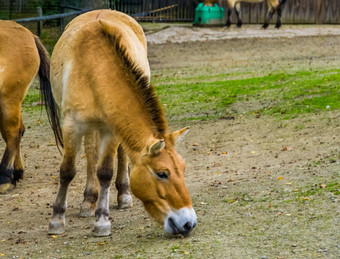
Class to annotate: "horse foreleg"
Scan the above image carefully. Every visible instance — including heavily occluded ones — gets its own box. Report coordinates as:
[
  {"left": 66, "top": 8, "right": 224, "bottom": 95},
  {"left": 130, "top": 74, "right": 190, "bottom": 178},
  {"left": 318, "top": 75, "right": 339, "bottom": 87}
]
[
  {"left": 262, "top": 7, "right": 274, "bottom": 29},
  {"left": 49, "top": 124, "right": 81, "bottom": 234},
  {"left": 226, "top": 8, "right": 233, "bottom": 27},
  {"left": 275, "top": 7, "right": 282, "bottom": 28},
  {"left": 80, "top": 131, "right": 100, "bottom": 217},
  {"left": 235, "top": 2, "right": 243, "bottom": 27},
  {"left": 93, "top": 133, "right": 117, "bottom": 237},
  {"left": 0, "top": 104, "right": 24, "bottom": 193},
  {"left": 274, "top": 0, "right": 286, "bottom": 28},
  {"left": 116, "top": 145, "right": 133, "bottom": 209}
]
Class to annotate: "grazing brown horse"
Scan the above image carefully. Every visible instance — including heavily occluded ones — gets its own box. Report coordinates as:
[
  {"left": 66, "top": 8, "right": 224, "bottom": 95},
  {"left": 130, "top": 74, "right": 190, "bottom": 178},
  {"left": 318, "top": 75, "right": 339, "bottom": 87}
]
[
  {"left": 0, "top": 20, "right": 61, "bottom": 194},
  {"left": 48, "top": 10, "right": 197, "bottom": 237},
  {"left": 225, "top": 0, "right": 287, "bottom": 28}
]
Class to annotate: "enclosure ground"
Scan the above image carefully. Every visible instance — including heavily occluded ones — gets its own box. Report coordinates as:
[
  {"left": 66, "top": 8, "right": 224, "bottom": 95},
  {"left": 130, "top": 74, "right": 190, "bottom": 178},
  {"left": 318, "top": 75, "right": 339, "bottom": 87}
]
[{"left": 0, "top": 25, "right": 339, "bottom": 258}]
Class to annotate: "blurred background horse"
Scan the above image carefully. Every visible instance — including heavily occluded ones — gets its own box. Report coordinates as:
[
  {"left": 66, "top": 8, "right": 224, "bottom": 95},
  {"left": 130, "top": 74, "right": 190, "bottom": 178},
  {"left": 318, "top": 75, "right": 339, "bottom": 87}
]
[
  {"left": 204, "top": 0, "right": 287, "bottom": 28},
  {"left": 0, "top": 20, "right": 61, "bottom": 194}
]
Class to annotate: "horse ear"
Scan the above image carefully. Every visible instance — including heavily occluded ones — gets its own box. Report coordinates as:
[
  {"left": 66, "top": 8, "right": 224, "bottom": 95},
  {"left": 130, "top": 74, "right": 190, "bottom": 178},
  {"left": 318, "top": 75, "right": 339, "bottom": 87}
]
[
  {"left": 169, "top": 126, "right": 190, "bottom": 145},
  {"left": 148, "top": 139, "right": 165, "bottom": 156}
]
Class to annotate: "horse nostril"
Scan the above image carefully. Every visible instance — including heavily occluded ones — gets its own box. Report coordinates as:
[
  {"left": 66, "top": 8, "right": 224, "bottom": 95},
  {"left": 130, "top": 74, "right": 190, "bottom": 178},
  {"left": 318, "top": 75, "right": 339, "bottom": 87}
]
[{"left": 183, "top": 222, "right": 192, "bottom": 231}]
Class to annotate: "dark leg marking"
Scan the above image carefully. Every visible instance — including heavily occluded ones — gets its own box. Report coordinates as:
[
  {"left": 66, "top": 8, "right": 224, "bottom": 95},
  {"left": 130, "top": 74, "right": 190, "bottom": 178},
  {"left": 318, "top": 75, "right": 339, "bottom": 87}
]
[
  {"left": 263, "top": 9, "right": 274, "bottom": 29},
  {"left": 275, "top": 8, "right": 282, "bottom": 28},
  {"left": 236, "top": 9, "right": 243, "bottom": 28},
  {"left": 226, "top": 9, "right": 232, "bottom": 27},
  {"left": 93, "top": 146, "right": 115, "bottom": 237},
  {"left": 116, "top": 145, "right": 133, "bottom": 209}
]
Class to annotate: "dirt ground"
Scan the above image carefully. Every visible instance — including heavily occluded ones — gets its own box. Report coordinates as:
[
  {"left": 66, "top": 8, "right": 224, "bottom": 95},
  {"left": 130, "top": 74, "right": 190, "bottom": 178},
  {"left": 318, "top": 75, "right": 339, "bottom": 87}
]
[{"left": 0, "top": 25, "right": 339, "bottom": 258}]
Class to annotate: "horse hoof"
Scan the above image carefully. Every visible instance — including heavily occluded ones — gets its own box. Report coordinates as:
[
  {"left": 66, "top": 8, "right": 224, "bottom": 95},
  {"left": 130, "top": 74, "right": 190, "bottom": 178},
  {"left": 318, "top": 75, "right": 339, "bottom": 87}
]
[
  {"left": 79, "top": 209, "right": 92, "bottom": 218},
  {"left": 0, "top": 183, "right": 15, "bottom": 194},
  {"left": 93, "top": 223, "right": 111, "bottom": 237},
  {"left": 13, "top": 169, "right": 24, "bottom": 182},
  {"left": 48, "top": 222, "right": 65, "bottom": 235},
  {"left": 80, "top": 202, "right": 95, "bottom": 217},
  {"left": 118, "top": 194, "right": 133, "bottom": 209}
]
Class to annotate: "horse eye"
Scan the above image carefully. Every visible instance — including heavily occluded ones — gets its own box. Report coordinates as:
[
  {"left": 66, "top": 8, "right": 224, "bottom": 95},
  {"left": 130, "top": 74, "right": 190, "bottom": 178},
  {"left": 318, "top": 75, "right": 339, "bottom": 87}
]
[{"left": 156, "top": 172, "right": 168, "bottom": 180}]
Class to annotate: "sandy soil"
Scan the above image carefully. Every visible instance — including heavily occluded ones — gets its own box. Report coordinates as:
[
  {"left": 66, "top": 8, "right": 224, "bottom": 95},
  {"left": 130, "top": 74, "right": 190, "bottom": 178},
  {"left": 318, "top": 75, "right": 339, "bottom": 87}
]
[
  {"left": 146, "top": 24, "right": 340, "bottom": 44},
  {"left": 0, "top": 25, "right": 339, "bottom": 258}
]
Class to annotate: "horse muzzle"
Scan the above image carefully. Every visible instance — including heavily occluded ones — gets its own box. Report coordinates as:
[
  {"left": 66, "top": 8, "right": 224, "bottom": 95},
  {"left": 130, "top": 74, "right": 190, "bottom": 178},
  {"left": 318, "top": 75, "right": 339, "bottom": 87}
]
[{"left": 164, "top": 207, "right": 197, "bottom": 236}]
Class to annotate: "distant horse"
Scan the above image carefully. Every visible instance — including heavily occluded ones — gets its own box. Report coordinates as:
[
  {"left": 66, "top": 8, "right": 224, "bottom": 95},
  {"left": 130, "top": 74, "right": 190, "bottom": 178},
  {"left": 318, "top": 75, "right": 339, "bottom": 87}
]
[
  {"left": 47, "top": 10, "right": 197, "bottom": 237},
  {"left": 226, "top": 0, "right": 287, "bottom": 28},
  {"left": 0, "top": 20, "right": 61, "bottom": 194}
]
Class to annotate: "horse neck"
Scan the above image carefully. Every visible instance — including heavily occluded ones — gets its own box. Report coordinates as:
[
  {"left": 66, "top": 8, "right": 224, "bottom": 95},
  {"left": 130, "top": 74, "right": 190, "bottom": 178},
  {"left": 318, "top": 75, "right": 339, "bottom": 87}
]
[
  {"left": 102, "top": 81, "right": 166, "bottom": 163},
  {"left": 111, "top": 112, "right": 159, "bottom": 162}
]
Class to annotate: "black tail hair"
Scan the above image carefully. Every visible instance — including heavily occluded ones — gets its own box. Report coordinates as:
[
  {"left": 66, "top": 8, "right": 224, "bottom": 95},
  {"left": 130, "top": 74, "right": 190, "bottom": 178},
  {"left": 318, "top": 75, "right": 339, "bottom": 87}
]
[{"left": 34, "top": 36, "right": 64, "bottom": 151}]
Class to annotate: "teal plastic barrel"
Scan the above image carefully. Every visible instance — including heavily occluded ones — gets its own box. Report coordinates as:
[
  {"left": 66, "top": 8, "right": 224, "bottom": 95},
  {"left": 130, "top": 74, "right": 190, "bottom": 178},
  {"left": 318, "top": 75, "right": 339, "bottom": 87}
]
[{"left": 193, "top": 3, "right": 225, "bottom": 26}]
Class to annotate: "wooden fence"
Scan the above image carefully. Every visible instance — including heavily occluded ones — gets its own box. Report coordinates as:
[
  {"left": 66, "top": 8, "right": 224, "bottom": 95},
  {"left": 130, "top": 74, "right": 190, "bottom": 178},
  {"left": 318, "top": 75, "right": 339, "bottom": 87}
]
[
  {"left": 103, "top": 0, "right": 340, "bottom": 24},
  {"left": 4, "top": 0, "right": 340, "bottom": 25},
  {"left": 109, "top": 0, "right": 197, "bottom": 22}
]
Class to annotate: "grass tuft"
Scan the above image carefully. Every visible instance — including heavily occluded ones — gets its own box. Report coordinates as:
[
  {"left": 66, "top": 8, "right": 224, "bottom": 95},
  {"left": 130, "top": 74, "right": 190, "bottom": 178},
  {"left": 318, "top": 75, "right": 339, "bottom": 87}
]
[{"left": 153, "top": 69, "right": 340, "bottom": 121}]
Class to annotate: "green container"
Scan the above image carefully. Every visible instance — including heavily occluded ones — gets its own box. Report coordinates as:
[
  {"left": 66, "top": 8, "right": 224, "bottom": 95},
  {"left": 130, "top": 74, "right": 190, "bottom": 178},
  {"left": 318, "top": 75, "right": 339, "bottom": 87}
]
[{"left": 193, "top": 3, "right": 225, "bottom": 26}]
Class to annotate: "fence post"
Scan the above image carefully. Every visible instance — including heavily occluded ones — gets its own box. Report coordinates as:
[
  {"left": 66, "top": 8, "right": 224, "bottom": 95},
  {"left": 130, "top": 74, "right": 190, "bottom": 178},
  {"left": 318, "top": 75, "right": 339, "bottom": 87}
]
[
  {"left": 9, "top": 0, "right": 14, "bottom": 19},
  {"left": 60, "top": 5, "right": 64, "bottom": 36},
  {"left": 37, "top": 6, "right": 42, "bottom": 37},
  {"left": 316, "top": 0, "right": 322, "bottom": 24}
]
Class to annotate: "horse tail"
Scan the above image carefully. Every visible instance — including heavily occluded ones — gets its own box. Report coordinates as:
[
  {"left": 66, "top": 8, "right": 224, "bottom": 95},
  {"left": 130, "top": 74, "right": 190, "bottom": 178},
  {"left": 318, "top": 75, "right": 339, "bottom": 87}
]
[{"left": 34, "top": 36, "right": 64, "bottom": 150}]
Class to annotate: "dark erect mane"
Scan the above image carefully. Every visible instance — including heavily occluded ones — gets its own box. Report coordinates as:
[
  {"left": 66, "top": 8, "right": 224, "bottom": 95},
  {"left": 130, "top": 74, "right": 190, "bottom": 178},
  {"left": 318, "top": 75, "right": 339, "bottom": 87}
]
[{"left": 102, "top": 30, "right": 168, "bottom": 138}]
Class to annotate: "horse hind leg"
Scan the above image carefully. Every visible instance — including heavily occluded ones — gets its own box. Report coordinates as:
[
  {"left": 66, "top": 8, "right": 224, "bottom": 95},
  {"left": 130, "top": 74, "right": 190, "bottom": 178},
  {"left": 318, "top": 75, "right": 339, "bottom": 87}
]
[
  {"left": 0, "top": 103, "right": 24, "bottom": 193},
  {"left": 116, "top": 145, "right": 133, "bottom": 209},
  {"left": 79, "top": 131, "right": 100, "bottom": 217},
  {"left": 48, "top": 123, "right": 82, "bottom": 234},
  {"left": 13, "top": 118, "right": 25, "bottom": 183},
  {"left": 93, "top": 132, "right": 118, "bottom": 237}
]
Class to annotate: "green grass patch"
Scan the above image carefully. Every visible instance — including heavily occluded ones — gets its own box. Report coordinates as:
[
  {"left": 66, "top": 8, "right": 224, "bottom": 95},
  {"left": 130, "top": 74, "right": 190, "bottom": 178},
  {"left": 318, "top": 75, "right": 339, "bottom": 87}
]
[
  {"left": 294, "top": 180, "right": 340, "bottom": 201},
  {"left": 223, "top": 179, "right": 339, "bottom": 207},
  {"left": 153, "top": 69, "right": 340, "bottom": 121},
  {"left": 22, "top": 88, "right": 41, "bottom": 112},
  {"left": 24, "top": 69, "right": 339, "bottom": 120}
]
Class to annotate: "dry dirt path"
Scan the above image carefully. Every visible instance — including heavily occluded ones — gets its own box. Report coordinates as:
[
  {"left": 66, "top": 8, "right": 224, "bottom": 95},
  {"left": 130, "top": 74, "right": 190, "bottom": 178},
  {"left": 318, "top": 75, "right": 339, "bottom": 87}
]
[{"left": 0, "top": 25, "right": 339, "bottom": 258}]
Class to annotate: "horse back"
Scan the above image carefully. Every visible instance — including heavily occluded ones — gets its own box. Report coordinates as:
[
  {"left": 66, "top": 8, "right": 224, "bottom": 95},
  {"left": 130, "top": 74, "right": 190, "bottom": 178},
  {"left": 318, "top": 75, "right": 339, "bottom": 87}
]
[{"left": 51, "top": 10, "right": 150, "bottom": 121}]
